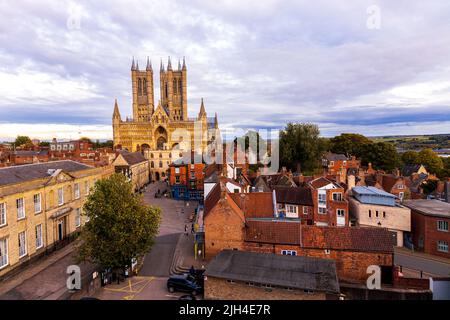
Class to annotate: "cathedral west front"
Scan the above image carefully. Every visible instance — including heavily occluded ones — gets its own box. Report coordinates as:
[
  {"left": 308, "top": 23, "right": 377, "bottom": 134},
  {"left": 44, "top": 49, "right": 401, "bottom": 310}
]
[{"left": 112, "top": 57, "right": 219, "bottom": 180}]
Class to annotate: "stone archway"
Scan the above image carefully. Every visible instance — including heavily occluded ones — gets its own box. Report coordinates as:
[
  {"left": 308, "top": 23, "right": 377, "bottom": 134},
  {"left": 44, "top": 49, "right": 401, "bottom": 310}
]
[{"left": 154, "top": 126, "right": 168, "bottom": 150}]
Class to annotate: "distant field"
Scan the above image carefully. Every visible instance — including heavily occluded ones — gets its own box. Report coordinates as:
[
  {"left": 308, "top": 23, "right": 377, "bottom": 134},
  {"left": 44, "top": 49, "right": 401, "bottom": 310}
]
[{"left": 369, "top": 134, "right": 450, "bottom": 151}]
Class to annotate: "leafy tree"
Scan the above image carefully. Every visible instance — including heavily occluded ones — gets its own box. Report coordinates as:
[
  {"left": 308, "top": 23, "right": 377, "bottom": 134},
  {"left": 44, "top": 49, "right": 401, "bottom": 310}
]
[
  {"left": 39, "top": 141, "right": 50, "bottom": 147},
  {"left": 279, "top": 123, "right": 325, "bottom": 174},
  {"left": 77, "top": 174, "right": 161, "bottom": 272},
  {"left": 401, "top": 151, "right": 420, "bottom": 165},
  {"left": 14, "top": 135, "right": 32, "bottom": 148},
  {"left": 329, "top": 133, "right": 371, "bottom": 157},
  {"left": 360, "top": 142, "right": 400, "bottom": 171},
  {"left": 79, "top": 137, "right": 92, "bottom": 144},
  {"left": 421, "top": 179, "right": 438, "bottom": 195},
  {"left": 418, "top": 148, "right": 443, "bottom": 174}
]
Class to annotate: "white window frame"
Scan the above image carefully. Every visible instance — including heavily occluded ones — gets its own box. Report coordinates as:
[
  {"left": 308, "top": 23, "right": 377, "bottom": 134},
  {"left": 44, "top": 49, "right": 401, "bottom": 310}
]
[
  {"left": 16, "top": 198, "right": 25, "bottom": 220},
  {"left": 437, "top": 220, "right": 449, "bottom": 232},
  {"left": 34, "top": 193, "right": 42, "bottom": 214},
  {"left": 337, "top": 209, "right": 345, "bottom": 217},
  {"left": 57, "top": 187, "right": 64, "bottom": 206},
  {"left": 36, "top": 224, "right": 43, "bottom": 249},
  {"left": 318, "top": 193, "right": 327, "bottom": 203},
  {"left": 85, "top": 181, "right": 90, "bottom": 195},
  {"left": 74, "top": 183, "right": 80, "bottom": 199},
  {"left": 75, "top": 208, "right": 81, "bottom": 227},
  {"left": 0, "top": 238, "right": 8, "bottom": 269},
  {"left": 303, "top": 206, "right": 309, "bottom": 215},
  {"left": 318, "top": 207, "right": 327, "bottom": 214},
  {"left": 18, "top": 231, "right": 27, "bottom": 258},
  {"left": 398, "top": 192, "right": 404, "bottom": 200},
  {"left": 332, "top": 193, "right": 342, "bottom": 201},
  {"left": 286, "top": 205, "right": 297, "bottom": 214},
  {"left": 437, "top": 241, "right": 448, "bottom": 253},
  {"left": 281, "top": 250, "right": 297, "bottom": 256},
  {"left": 0, "top": 203, "right": 6, "bottom": 227}
]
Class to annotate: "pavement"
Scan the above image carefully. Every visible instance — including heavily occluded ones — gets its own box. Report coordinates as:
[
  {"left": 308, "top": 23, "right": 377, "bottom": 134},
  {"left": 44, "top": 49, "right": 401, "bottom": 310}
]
[
  {"left": 0, "top": 241, "right": 94, "bottom": 300},
  {"left": 394, "top": 247, "right": 450, "bottom": 278}
]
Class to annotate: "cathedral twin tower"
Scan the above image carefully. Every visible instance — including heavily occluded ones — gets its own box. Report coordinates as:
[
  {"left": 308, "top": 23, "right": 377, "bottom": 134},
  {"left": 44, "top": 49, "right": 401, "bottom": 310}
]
[{"left": 130, "top": 56, "right": 187, "bottom": 122}]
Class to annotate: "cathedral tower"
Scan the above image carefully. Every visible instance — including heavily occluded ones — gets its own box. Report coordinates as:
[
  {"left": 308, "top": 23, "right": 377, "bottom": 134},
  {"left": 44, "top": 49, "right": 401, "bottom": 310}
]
[
  {"left": 131, "top": 57, "right": 154, "bottom": 122},
  {"left": 160, "top": 56, "right": 187, "bottom": 121}
]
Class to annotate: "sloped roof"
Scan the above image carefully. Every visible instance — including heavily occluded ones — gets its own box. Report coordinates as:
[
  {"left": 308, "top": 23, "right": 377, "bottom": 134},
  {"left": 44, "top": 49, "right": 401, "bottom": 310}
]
[
  {"left": 204, "top": 182, "right": 221, "bottom": 216},
  {"left": 0, "top": 160, "right": 93, "bottom": 186},
  {"left": 229, "top": 192, "right": 274, "bottom": 218},
  {"left": 245, "top": 220, "right": 395, "bottom": 253},
  {"left": 205, "top": 250, "right": 339, "bottom": 293},
  {"left": 309, "top": 177, "right": 334, "bottom": 189},
  {"left": 402, "top": 164, "right": 423, "bottom": 176},
  {"left": 403, "top": 199, "right": 450, "bottom": 218},
  {"left": 274, "top": 186, "right": 314, "bottom": 206},
  {"left": 119, "top": 151, "right": 147, "bottom": 165},
  {"left": 323, "top": 153, "right": 348, "bottom": 161}
]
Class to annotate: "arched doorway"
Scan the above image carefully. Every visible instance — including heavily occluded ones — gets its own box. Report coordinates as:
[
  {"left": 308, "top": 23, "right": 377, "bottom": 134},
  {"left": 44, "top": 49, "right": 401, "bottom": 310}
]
[
  {"left": 154, "top": 126, "right": 168, "bottom": 150},
  {"left": 155, "top": 172, "right": 160, "bottom": 181}
]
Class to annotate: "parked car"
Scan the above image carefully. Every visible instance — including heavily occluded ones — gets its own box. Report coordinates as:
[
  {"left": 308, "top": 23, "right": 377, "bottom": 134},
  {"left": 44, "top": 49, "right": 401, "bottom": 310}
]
[
  {"left": 178, "top": 294, "right": 196, "bottom": 300},
  {"left": 167, "top": 274, "right": 203, "bottom": 295}
]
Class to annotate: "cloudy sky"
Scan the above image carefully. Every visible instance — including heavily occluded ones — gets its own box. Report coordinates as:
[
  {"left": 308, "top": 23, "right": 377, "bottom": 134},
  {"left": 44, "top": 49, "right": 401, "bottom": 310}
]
[{"left": 1, "top": 0, "right": 450, "bottom": 141}]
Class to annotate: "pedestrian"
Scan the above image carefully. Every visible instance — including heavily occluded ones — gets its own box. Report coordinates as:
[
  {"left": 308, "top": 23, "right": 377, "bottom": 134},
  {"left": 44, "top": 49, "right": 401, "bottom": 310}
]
[
  {"left": 189, "top": 265, "right": 195, "bottom": 275},
  {"left": 191, "top": 224, "right": 195, "bottom": 234},
  {"left": 184, "top": 224, "right": 188, "bottom": 236}
]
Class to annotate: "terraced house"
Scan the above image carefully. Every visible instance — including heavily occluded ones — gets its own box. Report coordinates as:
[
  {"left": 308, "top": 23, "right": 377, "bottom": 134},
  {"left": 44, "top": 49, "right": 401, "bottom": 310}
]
[{"left": 0, "top": 161, "right": 105, "bottom": 278}]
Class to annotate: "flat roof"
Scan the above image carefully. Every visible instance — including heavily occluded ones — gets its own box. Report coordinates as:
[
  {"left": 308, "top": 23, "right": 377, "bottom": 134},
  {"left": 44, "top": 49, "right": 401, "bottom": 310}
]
[
  {"left": 403, "top": 199, "right": 450, "bottom": 218},
  {"left": 205, "top": 250, "right": 340, "bottom": 293}
]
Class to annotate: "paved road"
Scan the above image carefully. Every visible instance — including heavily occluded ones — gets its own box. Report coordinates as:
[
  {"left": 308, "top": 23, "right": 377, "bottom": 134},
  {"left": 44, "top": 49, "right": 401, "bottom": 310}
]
[
  {"left": 394, "top": 251, "right": 450, "bottom": 277},
  {"left": 138, "top": 181, "right": 195, "bottom": 277},
  {"left": 139, "top": 233, "right": 180, "bottom": 277}
]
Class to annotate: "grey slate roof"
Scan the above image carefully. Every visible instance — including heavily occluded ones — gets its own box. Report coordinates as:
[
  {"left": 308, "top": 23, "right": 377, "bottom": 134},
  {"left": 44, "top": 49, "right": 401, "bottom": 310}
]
[
  {"left": 403, "top": 199, "right": 450, "bottom": 218},
  {"left": 205, "top": 250, "right": 340, "bottom": 293},
  {"left": 402, "top": 164, "right": 423, "bottom": 176},
  {"left": 324, "top": 153, "right": 348, "bottom": 161},
  {"left": 119, "top": 151, "right": 147, "bottom": 165},
  {"left": 0, "top": 160, "right": 93, "bottom": 186}
]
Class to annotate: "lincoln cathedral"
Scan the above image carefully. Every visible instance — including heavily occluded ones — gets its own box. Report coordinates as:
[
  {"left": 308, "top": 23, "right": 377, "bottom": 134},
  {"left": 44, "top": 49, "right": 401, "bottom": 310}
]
[{"left": 112, "top": 57, "right": 219, "bottom": 180}]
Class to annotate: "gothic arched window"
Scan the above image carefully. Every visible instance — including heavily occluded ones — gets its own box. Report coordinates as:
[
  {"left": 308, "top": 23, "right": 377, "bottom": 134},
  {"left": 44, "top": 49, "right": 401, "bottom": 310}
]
[
  {"left": 143, "top": 79, "right": 147, "bottom": 95},
  {"left": 138, "top": 78, "right": 142, "bottom": 96},
  {"left": 173, "top": 79, "right": 177, "bottom": 94},
  {"left": 159, "top": 161, "right": 163, "bottom": 168},
  {"left": 151, "top": 161, "right": 154, "bottom": 168}
]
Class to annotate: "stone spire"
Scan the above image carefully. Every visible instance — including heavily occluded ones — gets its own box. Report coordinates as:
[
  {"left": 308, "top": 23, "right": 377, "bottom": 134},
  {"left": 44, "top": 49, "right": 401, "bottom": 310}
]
[
  {"left": 167, "top": 56, "right": 172, "bottom": 71},
  {"left": 182, "top": 56, "right": 187, "bottom": 70},
  {"left": 214, "top": 112, "right": 218, "bottom": 129},
  {"left": 160, "top": 59, "right": 165, "bottom": 72},
  {"left": 198, "top": 98, "right": 206, "bottom": 118},
  {"left": 131, "top": 57, "right": 136, "bottom": 71},
  {"left": 113, "top": 99, "right": 121, "bottom": 120},
  {"left": 178, "top": 59, "right": 181, "bottom": 71},
  {"left": 146, "top": 57, "right": 152, "bottom": 71},
  {"left": 135, "top": 60, "right": 139, "bottom": 71}
]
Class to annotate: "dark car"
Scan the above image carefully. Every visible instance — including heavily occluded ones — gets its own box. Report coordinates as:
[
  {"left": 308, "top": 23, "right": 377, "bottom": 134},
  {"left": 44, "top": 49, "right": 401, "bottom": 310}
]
[
  {"left": 178, "top": 294, "right": 196, "bottom": 300},
  {"left": 167, "top": 274, "right": 203, "bottom": 295}
]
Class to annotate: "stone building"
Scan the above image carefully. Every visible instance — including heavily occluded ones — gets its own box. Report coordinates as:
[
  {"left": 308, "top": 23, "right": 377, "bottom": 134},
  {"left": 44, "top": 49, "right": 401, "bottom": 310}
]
[
  {"left": 112, "top": 57, "right": 219, "bottom": 181},
  {"left": 112, "top": 151, "right": 150, "bottom": 193},
  {"left": 0, "top": 161, "right": 105, "bottom": 278},
  {"left": 349, "top": 186, "right": 411, "bottom": 247}
]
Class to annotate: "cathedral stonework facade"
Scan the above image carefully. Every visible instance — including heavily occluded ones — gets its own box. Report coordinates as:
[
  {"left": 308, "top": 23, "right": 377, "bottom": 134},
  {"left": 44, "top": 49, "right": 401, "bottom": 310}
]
[{"left": 112, "top": 57, "right": 218, "bottom": 180}]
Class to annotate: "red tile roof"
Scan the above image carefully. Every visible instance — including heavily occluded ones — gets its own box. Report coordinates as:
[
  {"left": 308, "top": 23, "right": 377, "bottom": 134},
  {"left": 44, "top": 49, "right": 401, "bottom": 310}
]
[
  {"left": 204, "top": 182, "right": 222, "bottom": 217},
  {"left": 229, "top": 192, "right": 275, "bottom": 218},
  {"left": 245, "top": 220, "right": 395, "bottom": 253},
  {"left": 309, "top": 177, "right": 334, "bottom": 189}
]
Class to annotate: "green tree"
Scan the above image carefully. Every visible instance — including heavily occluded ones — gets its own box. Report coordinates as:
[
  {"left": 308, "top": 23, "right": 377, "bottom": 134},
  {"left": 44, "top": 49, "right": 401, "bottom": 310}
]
[
  {"left": 14, "top": 135, "right": 32, "bottom": 148},
  {"left": 39, "top": 141, "right": 50, "bottom": 147},
  {"left": 77, "top": 174, "right": 161, "bottom": 272},
  {"left": 418, "top": 148, "right": 443, "bottom": 174},
  {"left": 401, "top": 151, "right": 420, "bottom": 165},
  {"left": 279, "top": 123, "right": 325, "bottom": 174},
  {"left": 361, "top": 142, "right": 400, "bottom": 171},
  {"left": 329, "top": 133, "right": 371, "bottom": 157}
]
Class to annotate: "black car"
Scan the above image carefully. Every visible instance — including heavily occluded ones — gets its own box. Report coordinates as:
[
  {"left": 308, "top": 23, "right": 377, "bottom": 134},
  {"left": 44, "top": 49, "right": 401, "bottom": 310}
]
[
  {"left": 167, "top": 274, "right": 203, "bottom": 295},
  {"left": 178, "top": 294, "right": 196, "bottom": 300}
]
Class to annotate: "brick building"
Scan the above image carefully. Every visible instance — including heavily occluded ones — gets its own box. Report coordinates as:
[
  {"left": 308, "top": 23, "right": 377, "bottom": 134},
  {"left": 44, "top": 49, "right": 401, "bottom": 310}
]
[
  {"left": 322, "top": 152, "right": 360, "bottom": 175},
  {"left": 204, "top": 250, "right": 340, "bottom": 300},
  {"left": 309, "top": 177, "right": 349, "bottom": 227},
  {"left": 168, "top": 160, "right": 205, "bottom": 201},
  {"left": 274, "top": 186, "right": 314, "bottom": 222},
  {"left": 203, "top": 181, "right": 395, "bottom": 284},
  {"left": 0, "top": 161, "right": 105, "bottom": 278},
  {"left": 403, "top": 199, "right": 450, "bottom": 258},
  {"left": 9, "top": 150, "right": 49, "bottom": 165}
]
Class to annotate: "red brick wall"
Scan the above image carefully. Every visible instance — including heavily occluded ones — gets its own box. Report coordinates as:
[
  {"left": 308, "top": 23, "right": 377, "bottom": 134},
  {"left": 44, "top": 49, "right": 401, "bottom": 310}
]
[
  {"left": 312, "top": 187, "right": 349, "bottom": 226},
  {"left": 411, "top": 210, "right": 450, "bottom": 259},
  {"left": 243, "top": 242, "right": 393, "bottom": 283},
  {"left": 204, "top": 197, "right": 245, "bottom": 259}
]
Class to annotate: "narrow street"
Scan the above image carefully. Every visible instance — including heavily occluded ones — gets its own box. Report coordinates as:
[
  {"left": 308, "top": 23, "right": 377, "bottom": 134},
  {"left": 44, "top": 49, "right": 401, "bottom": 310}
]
[{"left": 394, "top": 247, "right": 450, "bottom": 278}]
